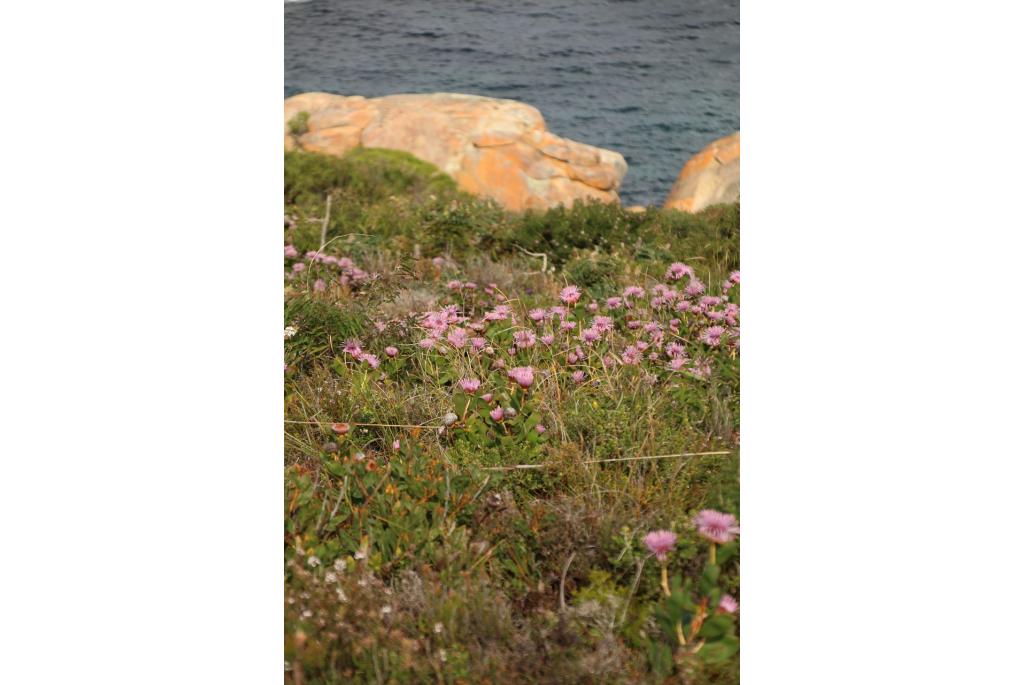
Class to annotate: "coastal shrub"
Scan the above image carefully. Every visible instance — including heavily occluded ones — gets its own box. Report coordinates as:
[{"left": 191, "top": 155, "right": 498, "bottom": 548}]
[{"left": 287, "top": 110, "right": 310, "bottom": 136}]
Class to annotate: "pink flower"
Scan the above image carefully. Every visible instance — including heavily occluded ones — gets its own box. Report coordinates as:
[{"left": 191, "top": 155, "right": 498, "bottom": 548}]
[
  {"left": 447, "top": 327, "right": 469, "bottom": 349},
  {"left": 481, "top": 393, "right": 493, "bottom": 403},
  {"left": 313, "top": 279, "right": 326, "bottom": 292},
  {"left": 528, "top": 308, "right": 546, "bottom": 322},
  {"left": 471, "top": 337, "right": 487, "bottom": 350},
  {"left": 284, "top": 244, "right": 299, "bottom": 258},
  {"left": 718, "top": 594, "right": 739, "bottom": 614},
  {"left": 701, "top": 325, "right": 726, "bottom": 347},
  {"left": 572, "top": 370, "right": 586, "bottom": 384},
  {"left": 685, "top": 279, "right": 706, "bottom": 297},
  {"left": 343, "top": 339, "right": 363, "bottom": 357},
  {"left": 665, "top": 262, "right": 694, "bottom": 281},
  {"left": 392, "top": 439, "right": 401, "bottom": 450},
  {"left": 606, "top": 296, "right": 623, "bottom": 309},
  {"left": 447, "top": 280, "right": 462, "bottom": 290},
  {"left": 587, "top": 302, "right": 598, "bottom": 312},
  {"left": 643, "top": 530, "right": 678, "bottom": 562},
  {"left": 292, "top": 262, "right": 306, "bottom": 272},
  {"left": 458, "top": 378, "right": 481, "bottom": 393},
  {"left": 362, "top": 354, "right": 380, "bottom": 369},
  {"left": 623, "top": 286, "right": 645, "bottom": 299},
  {"left": 489, "top": 406, "right": 504, "bottom": 421},
  {"left": 540, "top": 334, "right": 555, "bottom": 346},
  {"left": 535, "top": 424, "right": 546, "bottom": 434},
  {"left": 508, "top": 366, "right": 535, "bottom": 389},
  {"left": 592, "top": 316, "right": 614, "bottom": 333},
  {"left": 514, "top": 330, "right": 537, "bottom": 349},
  {"left": 729, "top": 270, "right": 741, "bottom": 284},
  {"left": 581, "top": 327, "right": 600, "bottom": 343},
  {"left": 560, "top": 285, "right": 582, "bottom": 305},
  {"left": 385, "top": 346, "right": 398, "bottom": 358},
  {"left": 694, "top": 510, "right": 740, "bottom": 544},
  {"left": 418, "top": 337, "right": 436, "bottom": 349},
  {"left": 560, "top": 320, "right": 577, "bottom": 332}
]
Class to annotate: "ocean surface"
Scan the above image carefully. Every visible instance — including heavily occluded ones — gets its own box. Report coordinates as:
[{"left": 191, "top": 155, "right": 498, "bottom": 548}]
[{"left": 285, "top": 0, "right": 738, "bottom": 207}]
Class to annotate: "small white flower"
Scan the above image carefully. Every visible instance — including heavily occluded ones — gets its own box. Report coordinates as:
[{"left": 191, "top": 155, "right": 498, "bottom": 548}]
[
  {"left": 324, "top": 572, "right": 338, "bottom": 583},
  {"left": 336, "top": 588, "right": 348, "bottom": 602},
  {"left": 284, "top": 325, "right": 298, "bottom": 339},
  {"left": 333, "top": 558, "right": 346, "bottom": 573},
  {"left": 306, "top": 555, "right": 320, "bottom": 567},
  {"left": 381, "top": 605, "right": 392, "bottom": 616},
  {"left": 439, "top": 649, "right": 447, "bottom": 662},
  {"left": 433, "top": 622, "right": 443, "bottom": 634},
  {"left": 354, "top": 549, "right": 367, "bottom": 560},
  {"left": 302, "top": 609, "right": 313, "bottom": 618}
]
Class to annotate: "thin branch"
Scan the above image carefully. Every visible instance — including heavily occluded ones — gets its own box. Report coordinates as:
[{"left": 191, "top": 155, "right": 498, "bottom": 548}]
[
  {"left": 319, "top": 193, "right": 332, "bottom": 251},
  {"left": 559, "top": 551, "right": 577, "bottom": 612}
]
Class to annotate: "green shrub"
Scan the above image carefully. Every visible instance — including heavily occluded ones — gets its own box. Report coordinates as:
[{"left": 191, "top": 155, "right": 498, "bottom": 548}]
[{"left": 287, "top": 110, "right": 310, "bottom": 136}]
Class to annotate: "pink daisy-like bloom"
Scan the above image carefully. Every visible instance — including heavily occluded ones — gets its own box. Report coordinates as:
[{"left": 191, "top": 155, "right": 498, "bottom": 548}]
[
  {"left": 560, "top": 320, "right": 577, "bottom": 332},
  {"left": 284, "top": 244, "right": 299, "bottom": 258},
  {"left": 587, "top": 302, "right": 598, "bottom": 312},
  {"left": 313, "top": 279, "right": 327, "bottom": 292},
  {"left": 528, "top": 308, "right": 546, "bottom": 322},
  {"left": 669, "top": 357, "right": 687, "bottom": 371},
  {"left": 471, "top": 337, "right": 487, "bottom": 350},
  {"left": 701, "top": 325, "right": 726, "bottom": 347},
  {"left": 292, "top": 262, "right": 306, "bottom": 273},
  {"left": 447, "top": 327, "right": 469, "bottom": 349},
  {"left": 729, "top": 270, "right": 741, "bottom": 284},
  {"left": 560, "top": 285, "right": 582, "bottom": 305},
  {"left": 685, "top": 279, "right": 706, "bottom": 297},
  {"left": 567, "top": 352, "right": 578, "bottom": 364},
  {"left": 694, "top": 509, "right": 740, "bottom": 544},
  {"left": 514, "top": 329, "right": 537, "bottom": 349},
  {"left": 418, "top": 337, "right": 436, "bottom": 349},
  {"left": 643, "top": 530, "right": 678, "bottom": 562},
  {"left": 592, "top": 315, "right": 614, "bottom": 333},
  {"left": 581, "top": 327, "right": 600, "bottom": 343},
  {"left": 718, "top": 594, "right": 739, "bottom": 614},
  {"left": 665, "top": 262, "right": 694, "bottom": 281},
  {"left": 385, "top": 346, "right": 398, "bottom": 358},
  {"left": 571, "top": 370, "right": 586, "bottom": 384},
  {"left": 343, "top": 339, "right": 363, "bottom": 357},
  {"left": 362, "top": 354, "right": 380, "bottom": 369},
  {"left": 489, "top": 406, "right": 504, "bottom": 421},
  {"left": 535, "top": 424, "right": 546, "bottom": 434},
  {"left": 458, "top": 378, "right": 481, "bottom": 393},
  {"left": 465, "top": 281, "right": 477, "bottom": 290},
  {"left": 392, "top": 439, "right": 401, "bottom": 451},
  {"left": 481, "top": 393, "right": 493, "bottom": 403},
  {"left": 623, "top": 286, "right": 645, "bottom": 299},
  {"left": 447, "top": 280, "right": 462, "bottom": 290},
  {"left": 540, "top": 334, "right": 555, "bottom": 346},
  {"left": 508, "top": 366, "right": 535, "bottom": 389},
  {"left": 606, "top": 296, "right": 623, "bottom": 310}
]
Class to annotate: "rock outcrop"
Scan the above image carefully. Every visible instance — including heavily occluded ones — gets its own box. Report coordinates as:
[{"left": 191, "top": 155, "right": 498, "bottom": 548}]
[
  {"left": 285, "top": 92, "right": 628, "bottom": 211},
  {"left": 663, "top": 132, "right": 739, "bottom": 212}
]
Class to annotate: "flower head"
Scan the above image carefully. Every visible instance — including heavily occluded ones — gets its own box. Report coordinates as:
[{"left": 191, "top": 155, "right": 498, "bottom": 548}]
[
  {"left": 508, "top": 366, "right": 535, "bottom": 389},
  {"left": 694, "top": 509, "right": 740, "bottom": 544},
  {"left": 643, "top": 530, "right": 678, "bottom": 562},
  {"left": 560, "top": 285, "right": 582, "bottom": 305},
  {"left": 489, "top": 406, "right": 504, "bottom": 421},
  {"left": 385, "top": 346, "right": 398, "bottom": 358},
  {"left": 458, "top": 378, "right": 481, "bottom": 393},
  {"left": 718, "top": 594, "right": 739, "bottom": 614}
]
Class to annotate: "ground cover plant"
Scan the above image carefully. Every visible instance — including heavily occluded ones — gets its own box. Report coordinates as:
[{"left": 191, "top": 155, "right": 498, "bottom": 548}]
[{"left": 284, "top": 148, "right": 740, "bottom": 684}]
